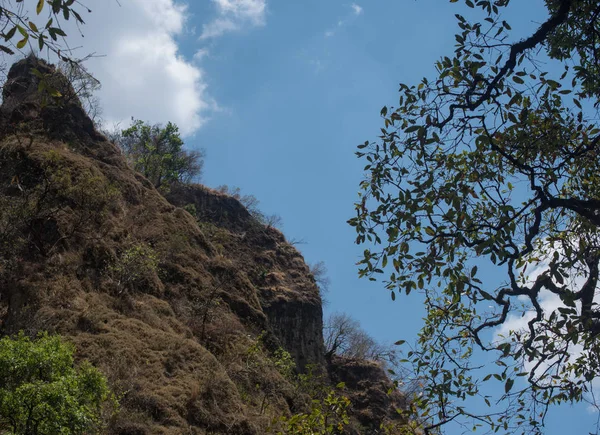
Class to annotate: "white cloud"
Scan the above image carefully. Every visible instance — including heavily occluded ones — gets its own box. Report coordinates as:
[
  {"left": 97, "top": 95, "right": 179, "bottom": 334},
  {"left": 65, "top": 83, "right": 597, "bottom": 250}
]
[
  {"left": 200, "top": 18, "right": 239, "bottom": 39},
  {"left": 200, "top": 0, "right": 267, "bottom": 39},
  {"left": 324, "top": 4, "right": 363, "bottom": 38},
  {"left": 351, "top": 3, "right": 363, "bottom": 15},
  {"left": 193, "top": 48, "right": 210, "bottom": 62},
  {"left": 494, "top": 244, "right": 600, "bottom": 404},
  {"left": 60, "top": 0, "right": 211, "bottom": 137},
  {"left": 496, "top": 246, "right": 594, "bottom": 341}
]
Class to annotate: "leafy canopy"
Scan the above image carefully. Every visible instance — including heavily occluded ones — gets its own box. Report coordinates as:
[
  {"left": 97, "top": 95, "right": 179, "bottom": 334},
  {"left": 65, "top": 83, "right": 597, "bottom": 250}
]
[
  {"left": 0, "top": 332, "right": 113, "bottom": 434},
  {"left": 118, "top": 119, "right": 205, "bottom": 189},
  {"left": 350, "top": 0, "right": 600, "bottom": 433}
]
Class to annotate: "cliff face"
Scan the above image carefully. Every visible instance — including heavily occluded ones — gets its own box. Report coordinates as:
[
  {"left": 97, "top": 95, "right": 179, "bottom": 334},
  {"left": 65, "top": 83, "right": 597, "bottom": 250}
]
[
  {"left": 328, "top": 356, "right": 409, "bottom": 434},
  {"left": 165, "top": 184, "right": 326, "bottom": 372},
  {"left": 0, "top": 57, "right": 407, "bottom": 434}
]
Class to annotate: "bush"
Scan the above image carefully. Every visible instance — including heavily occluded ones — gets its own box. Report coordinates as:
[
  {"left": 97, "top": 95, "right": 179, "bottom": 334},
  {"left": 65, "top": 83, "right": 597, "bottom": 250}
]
[
  {"left": 273, "top": 387, "right": 350, "bottom": 435},
  {"left": 270, "top": 365, "right": 350, "bottom": 435},
  {"left": 0, "top": 332, "right": 115, "bottom": 435},
  {"left": 109, "top": 242, "right": 159, "bottom": 293},
  {"left": 272, "top": 347, "right": 296, "bottom": 381}
]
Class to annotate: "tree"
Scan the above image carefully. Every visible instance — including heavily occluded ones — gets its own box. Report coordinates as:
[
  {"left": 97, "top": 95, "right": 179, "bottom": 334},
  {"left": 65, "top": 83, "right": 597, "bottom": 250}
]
[
  {"left": 117, "top": 119, "right": 205, "bottom": 189},
  {"left": 324, "top": 312, "right": 396, "bottom": 365},
  {"left": 309, "top": 261, "right": 331, "bottom": 295},
  {"left": 349, "top": 0, "right": 600, "bottom": 433},
  {"left": 57, "top": 58, "right": 103, "bottom": 125},
  {"left": 0, "top": 332, "right": 114, "bottom": 434}
]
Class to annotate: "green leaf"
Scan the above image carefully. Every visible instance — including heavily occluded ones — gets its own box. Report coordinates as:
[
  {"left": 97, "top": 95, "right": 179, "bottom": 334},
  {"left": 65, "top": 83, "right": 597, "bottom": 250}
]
[
  {"left": 16, "top": 36, "right": 28, "bottom": 49},
  {"left": 17, "top": 25, "right": 27, "bottom": 38},
  {"left": 50, "top": 27, "right": 66, "bottom": 37},
  {"left": 4, "top": 26, "right": 16, "bottom": 41},
  {"left": 36, "top": 0, "right": 44, "bottom": 14},
  {"left": 505, "top": 378, "right": 514, "bottom": 394}
]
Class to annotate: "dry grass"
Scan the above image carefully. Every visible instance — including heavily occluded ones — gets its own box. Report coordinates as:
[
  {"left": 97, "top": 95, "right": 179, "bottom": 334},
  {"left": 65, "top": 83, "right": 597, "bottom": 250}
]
[{"left": 0, "top": 124, "right": 318, "bottom": 433}]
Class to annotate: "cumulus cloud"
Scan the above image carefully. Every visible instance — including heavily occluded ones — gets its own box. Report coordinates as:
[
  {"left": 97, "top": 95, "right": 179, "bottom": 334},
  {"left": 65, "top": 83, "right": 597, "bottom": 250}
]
[
  {"left": 200, "top": 0, "right": 267, "bottom": 39},
  {"left": 60, "top": 0, "right": 210, "bottom": 136}
]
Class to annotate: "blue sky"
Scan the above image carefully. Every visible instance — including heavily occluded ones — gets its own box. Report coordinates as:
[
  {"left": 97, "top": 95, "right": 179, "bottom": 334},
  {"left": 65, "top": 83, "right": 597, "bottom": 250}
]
[{"left": 52, "top": 0, "right": 597, "bottom": 432}]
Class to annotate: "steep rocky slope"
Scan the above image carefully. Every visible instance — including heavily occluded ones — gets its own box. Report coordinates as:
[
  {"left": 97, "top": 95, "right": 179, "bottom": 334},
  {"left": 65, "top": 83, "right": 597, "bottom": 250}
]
[{"left": 0, "top": 57, "right": 407, "bottom": 434}]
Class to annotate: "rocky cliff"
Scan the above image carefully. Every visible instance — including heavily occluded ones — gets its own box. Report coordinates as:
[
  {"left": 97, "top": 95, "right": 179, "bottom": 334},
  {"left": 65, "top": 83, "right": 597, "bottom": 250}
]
[{"left": 0, "top": 57, "right": 407, "bottom": 434}]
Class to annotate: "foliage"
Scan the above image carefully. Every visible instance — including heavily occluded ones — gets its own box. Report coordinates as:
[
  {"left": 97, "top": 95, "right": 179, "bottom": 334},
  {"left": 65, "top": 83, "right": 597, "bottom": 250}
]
[
  {"left": 0, "top": 332, "right": 114, "bottom": 435},
  {"left": 117, "top": 120, "right": 205, "bottom": 189},
  {"left": 183, "top": 203, "right": 197, "bottom": 218},
  {"left": 216, "top": 185, "right": 283, "bottom": 229},
  {"left": 109, "top": 242, "right": 159, "bottom": 293},
  {"left": 270, "top": 365, "right": 350, "bottom": 435},
  {"left": 349, "top": 0, "right": 600, "bottom": 432},
  {"left": 272, "top": 347, "right": 296, "bottom": 380},
  {"left": 273, "top": 387, "right": 350, "bottom": 435},
  {"left": 0, "top": 1, "right": 87, "bottom": 58}
]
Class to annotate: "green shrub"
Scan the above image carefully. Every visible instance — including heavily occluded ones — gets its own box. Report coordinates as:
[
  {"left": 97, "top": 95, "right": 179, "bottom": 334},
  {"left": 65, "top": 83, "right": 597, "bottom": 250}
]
[
  {"left": 0, "top": 332, "right": 115, "bottom": 435},
  {"left": 271, "top": 383, "right": 350, "bottom": 435},
  {"left": 109, "top": 243, "right": 159, "bottom": 292},
  {"left": 272, "top": 348, "right": 295, "bottom": 380},
  {"left": 183, "top": 203, "right": 197, "bottom": 218}
]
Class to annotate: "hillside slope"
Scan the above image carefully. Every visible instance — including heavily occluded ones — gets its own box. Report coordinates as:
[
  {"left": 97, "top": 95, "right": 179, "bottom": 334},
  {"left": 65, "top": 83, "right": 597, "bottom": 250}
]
[{"left": 0, "top": 57, "right": 407, "bottom": 434}]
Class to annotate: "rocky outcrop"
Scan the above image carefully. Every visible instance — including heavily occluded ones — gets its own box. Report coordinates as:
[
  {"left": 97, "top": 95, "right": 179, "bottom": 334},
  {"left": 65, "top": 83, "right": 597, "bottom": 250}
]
[
  {"left": 329, "top": 356, "right": 408, "bottom": 434},
  {"left": 166, "top": 183, "right": 326, "bottom": 372}
]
